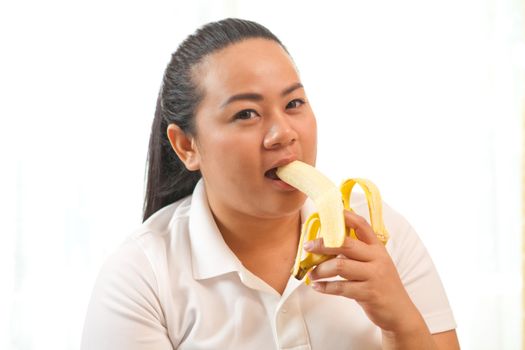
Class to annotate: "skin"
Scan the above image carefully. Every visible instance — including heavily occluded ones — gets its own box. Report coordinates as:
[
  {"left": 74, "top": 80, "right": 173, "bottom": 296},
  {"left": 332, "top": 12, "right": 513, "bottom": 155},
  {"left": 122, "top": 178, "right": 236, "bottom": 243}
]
[
  {"left": 167, "top": 38, "right": 460, "bottom": 349},
  {"left": 168, "top": 38, "right": 317, "bottom": 294},
  {"left": 307, "top": 210, "right": 460, "bottom": 349}
]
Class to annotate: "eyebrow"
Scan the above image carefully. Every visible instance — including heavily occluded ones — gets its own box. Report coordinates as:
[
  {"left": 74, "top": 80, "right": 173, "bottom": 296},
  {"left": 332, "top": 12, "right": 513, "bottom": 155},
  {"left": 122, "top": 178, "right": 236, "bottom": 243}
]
[{"left": 221, "top": 82, "right": 304, "bottom": 108}]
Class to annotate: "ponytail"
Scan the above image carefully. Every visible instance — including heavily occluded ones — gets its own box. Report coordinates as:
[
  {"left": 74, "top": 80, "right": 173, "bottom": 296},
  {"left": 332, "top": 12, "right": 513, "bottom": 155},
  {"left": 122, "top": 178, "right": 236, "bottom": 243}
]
[{"left": 143, "top": 96, "right": 201, "bottom": 221}]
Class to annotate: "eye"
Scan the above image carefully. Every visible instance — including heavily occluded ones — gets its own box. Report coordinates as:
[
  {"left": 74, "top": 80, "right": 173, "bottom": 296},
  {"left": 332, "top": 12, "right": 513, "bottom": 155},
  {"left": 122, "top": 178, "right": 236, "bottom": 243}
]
[
  {"left": 286, "top": 98, "right": 305, "bottom": 109},
  {"left": 233, "top": 109, "right": 259, "bottom": 121}
]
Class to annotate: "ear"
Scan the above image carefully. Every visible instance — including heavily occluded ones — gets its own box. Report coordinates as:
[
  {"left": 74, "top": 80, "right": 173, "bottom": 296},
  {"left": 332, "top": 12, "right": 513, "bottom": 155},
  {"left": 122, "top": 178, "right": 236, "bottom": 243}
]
[{"left": 166, "top": 124, "right": 200, "bottom": 171}]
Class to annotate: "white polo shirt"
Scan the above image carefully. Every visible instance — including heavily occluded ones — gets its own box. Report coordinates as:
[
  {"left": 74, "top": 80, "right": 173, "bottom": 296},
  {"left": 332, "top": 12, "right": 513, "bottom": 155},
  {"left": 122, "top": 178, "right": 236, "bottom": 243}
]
[{"left": 81, "top": 180, "right": 456, "bottom": 350}]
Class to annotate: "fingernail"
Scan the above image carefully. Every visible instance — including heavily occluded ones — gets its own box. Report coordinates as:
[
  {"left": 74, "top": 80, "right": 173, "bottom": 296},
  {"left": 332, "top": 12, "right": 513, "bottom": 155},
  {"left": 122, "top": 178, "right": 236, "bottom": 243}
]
[
  {"left": 303, "top": 241, "right": 314, "bottom": 251},
  {"left": 311, "top": 282, "right": 321, "bottom": 290}
]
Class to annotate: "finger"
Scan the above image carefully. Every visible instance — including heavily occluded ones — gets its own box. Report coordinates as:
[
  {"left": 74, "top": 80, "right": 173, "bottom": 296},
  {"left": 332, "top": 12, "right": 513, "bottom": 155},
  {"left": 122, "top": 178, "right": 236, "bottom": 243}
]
[
  {"left": 344, "top": 210, "right": 381, "bottom": 246},
  {"left": 304, "top": 236, "right": 373, "bottom": 262},
  {"left": 311, "top": 280, "right": 367, "bottom": 300},
  {"left": 308, "top": 256, "right": 369, "bottom": 281}
]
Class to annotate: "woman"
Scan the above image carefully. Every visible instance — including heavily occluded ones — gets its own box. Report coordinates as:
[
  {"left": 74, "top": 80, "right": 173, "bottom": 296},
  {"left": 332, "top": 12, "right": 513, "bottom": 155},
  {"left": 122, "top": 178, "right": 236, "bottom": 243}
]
[{"left": 81, "top": 18, "right": 460, "bottom": 349}]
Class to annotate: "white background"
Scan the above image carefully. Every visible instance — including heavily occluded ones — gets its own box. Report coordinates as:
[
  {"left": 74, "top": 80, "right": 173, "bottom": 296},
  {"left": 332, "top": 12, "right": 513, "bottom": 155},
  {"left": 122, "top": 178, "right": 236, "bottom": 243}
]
[{"left": 0, "top": 0, "right": 523, "bottom": 349}]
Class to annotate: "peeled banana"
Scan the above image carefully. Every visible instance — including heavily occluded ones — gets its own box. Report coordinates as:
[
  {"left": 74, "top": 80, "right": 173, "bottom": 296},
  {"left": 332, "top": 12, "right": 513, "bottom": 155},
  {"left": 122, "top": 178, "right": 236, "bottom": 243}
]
[{"left": 276, "top": 161, "right": 389, "bottom": 283}]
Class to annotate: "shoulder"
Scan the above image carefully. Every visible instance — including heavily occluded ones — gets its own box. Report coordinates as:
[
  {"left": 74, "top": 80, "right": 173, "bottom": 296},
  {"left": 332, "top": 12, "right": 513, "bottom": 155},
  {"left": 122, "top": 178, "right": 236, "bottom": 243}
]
[
  {"left": 81, "top": 198, "right": 194, "bottom": 350},
  {"left": 138, "top": 195, "right": 193, "bottom": 239},
  {"left": 349, "top": 192, "right": 414, "bottom": 247},
  {"left": 350, "top": 193, "right": 437, "bottom": 283},
  {"left": 82, "top": 195, "right": 195, "bottom": 346},
  {"left": 350, "top": 194, "right": 457, "bottom": 333},
  {"left": 91, "top": 195, "right": 195, "bottom": 306}
]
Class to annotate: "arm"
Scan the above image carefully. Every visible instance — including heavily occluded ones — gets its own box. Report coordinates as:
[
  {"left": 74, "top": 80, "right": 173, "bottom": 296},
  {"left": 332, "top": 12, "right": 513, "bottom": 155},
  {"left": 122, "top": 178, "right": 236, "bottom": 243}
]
[
  {"left": 306, "top": 210, "right": 459, "bottom": 350},
  {"left": 381, "top": 325, "right": 460, "bottom": 349},
  {"left": 81, "top": 239, "right": 174, "bottom": 350},
  {"left": 433, "top": 330, "right": 460, "bottom": 349}
]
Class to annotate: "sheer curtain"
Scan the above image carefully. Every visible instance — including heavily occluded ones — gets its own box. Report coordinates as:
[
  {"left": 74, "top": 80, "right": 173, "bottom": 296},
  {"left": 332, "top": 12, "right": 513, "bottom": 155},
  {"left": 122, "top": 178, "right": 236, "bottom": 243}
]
[{"left": 1, "top": 0, "right": 522, "bottom": 349}]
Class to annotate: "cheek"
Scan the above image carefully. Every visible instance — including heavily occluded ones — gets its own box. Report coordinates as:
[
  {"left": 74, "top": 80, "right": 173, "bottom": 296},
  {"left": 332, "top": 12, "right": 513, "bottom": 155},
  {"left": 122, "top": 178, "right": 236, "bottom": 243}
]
[
  {"left": 197, "top": 131, "right": 259, "bottom": 176},
  {"left": 299, "top": 116, "right": 318, "bottom": 158},
  {"left": 309, "top": 117, "right": 318, "bottom": 142}
]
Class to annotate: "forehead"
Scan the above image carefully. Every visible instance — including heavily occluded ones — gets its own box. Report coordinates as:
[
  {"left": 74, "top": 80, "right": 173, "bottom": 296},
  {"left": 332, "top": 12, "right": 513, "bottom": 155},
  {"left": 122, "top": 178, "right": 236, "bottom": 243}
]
[{"left": 194, "top": 38, "right": 299, "bottom": 101}]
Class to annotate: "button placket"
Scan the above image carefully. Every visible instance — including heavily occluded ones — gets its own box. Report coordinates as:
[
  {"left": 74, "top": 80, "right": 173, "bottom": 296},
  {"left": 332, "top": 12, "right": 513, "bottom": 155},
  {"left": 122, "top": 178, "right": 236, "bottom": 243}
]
[{"left": 275, "top": 290, "right": 310, "bottom": 349}]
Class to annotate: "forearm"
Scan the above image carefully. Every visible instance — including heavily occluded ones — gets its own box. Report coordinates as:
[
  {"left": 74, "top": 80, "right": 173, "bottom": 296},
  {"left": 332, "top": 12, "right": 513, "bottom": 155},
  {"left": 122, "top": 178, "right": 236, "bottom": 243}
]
[
  {"left": 382, "top": 316, "right": 437, "bottom": 350},
  {"left": 382, "top": 327, "right": 436, "bottom": 350},
  {"left": 381, "top": 308, "right": 437, "bottom": 350}
]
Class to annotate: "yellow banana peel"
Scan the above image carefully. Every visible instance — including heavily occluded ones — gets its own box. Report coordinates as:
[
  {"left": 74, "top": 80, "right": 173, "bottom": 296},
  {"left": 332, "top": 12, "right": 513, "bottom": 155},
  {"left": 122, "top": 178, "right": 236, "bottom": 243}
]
[{"left": 276, "top": 161, "right": 389, "bottom": 284}]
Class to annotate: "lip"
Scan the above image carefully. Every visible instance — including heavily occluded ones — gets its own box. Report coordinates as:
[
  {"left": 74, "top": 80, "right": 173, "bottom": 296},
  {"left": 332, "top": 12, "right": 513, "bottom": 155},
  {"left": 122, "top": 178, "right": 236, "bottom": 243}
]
[
  {"left": 264, "top": 154, "right": 299, "bottom": 191},
  {"left": 270, "top": 178, "right": 296, "bottom": 191},
  {"left": 267, "top": 155, "right": 298, "bottom": 173}
]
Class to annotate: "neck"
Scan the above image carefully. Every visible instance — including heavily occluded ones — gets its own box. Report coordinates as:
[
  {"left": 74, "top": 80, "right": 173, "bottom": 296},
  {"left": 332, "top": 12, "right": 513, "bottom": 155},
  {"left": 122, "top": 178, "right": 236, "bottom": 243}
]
[
  {"left": 207, "top": 195, "right": 303, "bottom": 294},
  {"left": 213, "top": 206, "right": 301, "bottom": 255}
]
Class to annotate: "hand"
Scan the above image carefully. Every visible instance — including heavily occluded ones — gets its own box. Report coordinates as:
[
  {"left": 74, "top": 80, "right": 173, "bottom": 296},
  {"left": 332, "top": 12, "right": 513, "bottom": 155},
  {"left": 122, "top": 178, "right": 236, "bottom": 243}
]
[{"left": 305, "top": 209, "right": 428, "bottom": 336}]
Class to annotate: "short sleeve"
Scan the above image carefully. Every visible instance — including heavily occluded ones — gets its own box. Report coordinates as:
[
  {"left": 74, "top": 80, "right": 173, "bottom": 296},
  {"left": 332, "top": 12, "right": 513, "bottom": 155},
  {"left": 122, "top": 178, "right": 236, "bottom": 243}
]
[
  {"left": 81, "top": 238, "right": 174, "bottom": 350},
  {"left": 384, "top": 203, "right": 457, "bottom": 334}
]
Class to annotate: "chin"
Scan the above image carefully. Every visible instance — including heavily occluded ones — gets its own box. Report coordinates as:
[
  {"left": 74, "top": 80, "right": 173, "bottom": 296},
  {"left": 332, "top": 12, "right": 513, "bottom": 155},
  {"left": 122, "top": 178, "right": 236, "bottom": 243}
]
[{"left": 259, "top": 192, "right": 307, "bottom": 218}]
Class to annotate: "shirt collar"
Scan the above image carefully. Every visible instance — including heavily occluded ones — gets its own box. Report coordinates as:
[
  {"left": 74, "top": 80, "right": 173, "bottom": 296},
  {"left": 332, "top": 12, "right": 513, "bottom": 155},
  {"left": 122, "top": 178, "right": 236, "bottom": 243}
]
[
  {"left": 188, "top": 180, "right": 242, "bottom": 280},
  {"left": 188, "top": 179, "right": 316, "bottom": 281}
]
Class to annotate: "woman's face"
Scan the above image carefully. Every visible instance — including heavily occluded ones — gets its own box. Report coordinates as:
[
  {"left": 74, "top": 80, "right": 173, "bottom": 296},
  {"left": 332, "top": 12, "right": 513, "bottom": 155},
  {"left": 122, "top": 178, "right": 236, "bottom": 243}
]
[{"left": 191, "top": 38, "right": 317, "bottom": 219}]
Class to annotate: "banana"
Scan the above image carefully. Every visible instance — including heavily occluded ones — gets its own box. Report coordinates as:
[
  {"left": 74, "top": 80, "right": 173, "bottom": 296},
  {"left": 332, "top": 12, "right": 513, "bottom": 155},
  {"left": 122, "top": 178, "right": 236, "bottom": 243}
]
[
  {"left": 276, "top": 161, "right": 389, "bottom": 282},
  {"left": 276, "top": 161, "right": 346, "bottom": 248},
  {"left": 340, "top": 178, "right": 389, "bottom": 245}
]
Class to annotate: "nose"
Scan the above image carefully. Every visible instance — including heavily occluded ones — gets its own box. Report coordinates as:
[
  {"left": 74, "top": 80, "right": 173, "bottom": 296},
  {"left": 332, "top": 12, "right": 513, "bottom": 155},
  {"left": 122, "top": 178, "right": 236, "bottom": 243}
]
[{"left": 263, "top": 114, "right": 298, "bottom": 149}]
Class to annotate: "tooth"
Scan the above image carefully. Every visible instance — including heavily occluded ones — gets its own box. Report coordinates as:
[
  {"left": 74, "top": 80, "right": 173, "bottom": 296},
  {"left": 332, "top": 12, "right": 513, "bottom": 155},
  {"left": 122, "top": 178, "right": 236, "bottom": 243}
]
[{"left": 276, "top": 161, "right": 389, "bottom": 282}]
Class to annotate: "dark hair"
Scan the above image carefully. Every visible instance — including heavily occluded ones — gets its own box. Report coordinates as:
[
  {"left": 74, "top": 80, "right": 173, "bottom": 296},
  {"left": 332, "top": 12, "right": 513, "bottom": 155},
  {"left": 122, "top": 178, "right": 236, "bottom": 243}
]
[{"left": 143, "top": 18, "right": 285, "bottom": 221}]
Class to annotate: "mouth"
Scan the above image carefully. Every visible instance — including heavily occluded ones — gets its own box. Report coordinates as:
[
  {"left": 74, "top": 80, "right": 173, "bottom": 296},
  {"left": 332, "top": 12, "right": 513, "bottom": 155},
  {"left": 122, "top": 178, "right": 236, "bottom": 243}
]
[
  {"left": 264, "top": 168, "right": 280, "bottom": 180},
  {"left": 264, "top": 159, "right": 298, "bottom": 191}
]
